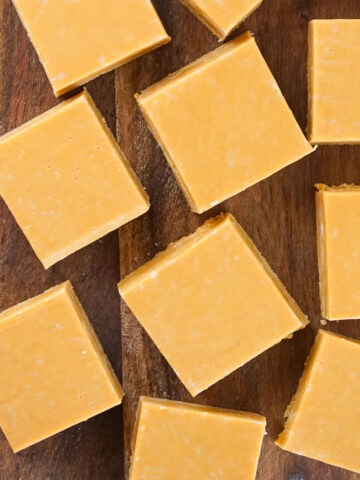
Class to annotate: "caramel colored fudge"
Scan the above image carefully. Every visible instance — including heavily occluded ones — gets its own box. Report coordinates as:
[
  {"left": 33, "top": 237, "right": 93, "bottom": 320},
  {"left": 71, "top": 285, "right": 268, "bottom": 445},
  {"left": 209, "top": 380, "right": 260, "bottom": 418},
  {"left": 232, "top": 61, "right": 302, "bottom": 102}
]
[
  {"left": 308, "top": 20, "right": 360, "bottom": 144},
  {"left": 182, "top": 0, "right": 263, "bottom": 40},
  {"left": 0, "top": 282, "right": 123, "bottom": 452},
  {"left": 12, "top": 0, "right": 170, "bottom": 96},
  {"left": 130, "top": 397, "right": 266, "bottom": 480},
  {"left": 137, "top": 32, "right": 313, "bottom": 213},
  {"left": 119, "top": 213, "right": 308, "bottom": 396},
  {"left": 0, "top": 91, "right": 149, "bottom": 269},
  {"left": 316, "top": 184, "right": 360, "bottom": 320},
  {"left": 276, "top": 330, "right": 360, "bottom": 474}
]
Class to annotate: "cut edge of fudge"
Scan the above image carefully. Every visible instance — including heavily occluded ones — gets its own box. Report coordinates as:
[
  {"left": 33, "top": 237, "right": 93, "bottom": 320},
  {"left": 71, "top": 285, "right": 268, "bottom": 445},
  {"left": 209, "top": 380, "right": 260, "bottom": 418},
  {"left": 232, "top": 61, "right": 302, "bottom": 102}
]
[
  {"left": 307, "top": 19, "right": 316, "bottom": 145},
  {"left": 0, "top": 89, "right": 150, "bottom": 269},
  {"left": 12, "top": 1, "right": 171, "bottom": 96},
  {"left": 130, "top": 396, "right": 266, "bottom": 478},
  {"left": 315, "top": 183, "right": 360, "bottom": 320},
  {"left": 181, "top": 0, "right": 263, "bottom": 40},
  {"left": 275, "top": 329, "right": 360, "bottom": 472},
  {"left": 315, "top": 183, "right": 329, "bottom": 319}
]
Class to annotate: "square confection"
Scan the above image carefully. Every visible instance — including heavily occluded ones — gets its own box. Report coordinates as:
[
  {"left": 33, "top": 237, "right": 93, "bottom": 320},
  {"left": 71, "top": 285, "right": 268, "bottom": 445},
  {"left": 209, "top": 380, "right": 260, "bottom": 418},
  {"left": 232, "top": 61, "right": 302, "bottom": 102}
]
[
  {"left": 119, "top": 213, "right": 308, "bottom": 396},
  {"left": 276, "top": 330, "right": 360, "bottom": 474},
  {"left": 0, "top": 90, "right": 149, "bottom": 269},
  {"left": 0, "top": 281, "right": 123, "bottom": 452},
  {"left": 137, "top": 32, "right": 313, "bottom": 213},
  {"left": 308, "top": 20, "right": 360, "bottom": 144},
  {"left": 182, "top": 0, "right": 263, "bottom": 40},
  {"left": 316, "top": 184, "right": 360, "bottom": 320},
  {"left": 12, "top": 0, "right": 170, "bottom": 96},
  {"left": 130, "top": 397, "right": 266, "bottom": 480}
]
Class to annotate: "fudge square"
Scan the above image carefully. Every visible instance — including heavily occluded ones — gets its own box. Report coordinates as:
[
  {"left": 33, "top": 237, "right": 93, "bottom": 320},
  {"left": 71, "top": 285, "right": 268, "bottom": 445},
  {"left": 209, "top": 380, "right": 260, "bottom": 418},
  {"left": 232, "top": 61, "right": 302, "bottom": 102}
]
[
  {"left": 119, "top": 213, "right": 308, "bottom": 396},
  {"left": 137, "top": 32, "right": 313, "bottom": 213},
  {"left": 0, "top": 282, "right": 123, "bottom": 453},
  {"left": 308, "top": 20, "right": 360, "bottom": 144},
  {"left": 0, "top": 90, "right": 149, "bottom": 269},
  {"left": 276, "top": 330, "right": 360, "bottom": 474},
  {"left": 12, "top": 0, "right": 170, "bottom": 96},
  {"left": 316, "top": 184, "right": 360, "bottom": 320},
  {"left": 130, "top": 397, "right": 266, "bottom": 480},
  {"left": 182, "top": 0, "right": 263, "bottom": 40}
]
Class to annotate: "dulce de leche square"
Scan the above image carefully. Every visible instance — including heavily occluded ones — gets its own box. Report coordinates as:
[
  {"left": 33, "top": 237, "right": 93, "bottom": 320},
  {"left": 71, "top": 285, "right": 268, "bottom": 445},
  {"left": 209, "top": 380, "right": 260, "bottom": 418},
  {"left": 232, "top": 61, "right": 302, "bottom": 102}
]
[
  {"left": 11, "top": 0, "right": 170, "bottom": 96},
  {"left": 136, "top": 32, "right": 313, "bottom": 213},
  {"left": 119, "top": 213, "right": 308, "bottom": 396},
  {"left": 308, "top": 20, "right": 360, "bottom": 144},
  {"left": 0, "top": 282, "right": 123, "bottom": 453},
  {"left": 316, "top": 183, "right": 360, "bottom": 320},
  {"left": 276, "top": 330, "right": 360, "bottom": 474},
  {"left": 0, "top": 90, "right": 149, "bottom": 269},
  {"left": 130, "top": 397, "right": 266, "bottom": 480}
]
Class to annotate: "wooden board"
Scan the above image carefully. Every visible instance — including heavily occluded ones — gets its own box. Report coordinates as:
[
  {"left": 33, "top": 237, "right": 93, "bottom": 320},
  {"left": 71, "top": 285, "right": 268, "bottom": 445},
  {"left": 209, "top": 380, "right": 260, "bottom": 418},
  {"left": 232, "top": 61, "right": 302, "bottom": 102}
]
[
  {"left": 0, "top": 0, "right": 359, "bottom": 479},
  {"left": 117, "top": 1, "right": 360, "bottom": 480}
]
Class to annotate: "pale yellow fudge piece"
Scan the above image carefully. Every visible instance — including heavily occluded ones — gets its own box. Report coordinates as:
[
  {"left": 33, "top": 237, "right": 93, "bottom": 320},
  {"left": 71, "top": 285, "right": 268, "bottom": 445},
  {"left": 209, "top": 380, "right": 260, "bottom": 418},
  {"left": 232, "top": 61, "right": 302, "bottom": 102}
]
[
  {"left": 0, "top": 90, "right": 149, "bottom": 269},
  {"left": 316, "top": 184, "right": 360, "bottom": 320},
  {"left": 0, "top": 281, "right": 123, "bottom": 453},
  {"left": 276, "top": 330, "right": 360, "bottom": 474},
  {"left": 137, "top": 32, "right": 313, "bottom": 213},
  {"left": 308, "top": 20, "right": 360, "bottom": 144},
  {"left": 12, "top": 0, "right": 170, "bottom": 96},
  {"left": 130, "top": 397, "right": 266, "bottom": 480},
  {"left": 182, "top": 0, "right": 263, "bottom": 40},
  {"left": 119, "top": 213, "right": 308, "bottom": 396}
]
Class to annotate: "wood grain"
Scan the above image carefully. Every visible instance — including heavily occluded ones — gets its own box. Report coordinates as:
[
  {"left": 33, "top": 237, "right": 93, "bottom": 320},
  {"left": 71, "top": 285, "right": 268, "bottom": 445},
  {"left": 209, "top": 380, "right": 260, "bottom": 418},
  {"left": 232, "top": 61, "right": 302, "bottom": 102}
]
[{"left": 117, "top": 1, "right": 360, "bottom": 480}]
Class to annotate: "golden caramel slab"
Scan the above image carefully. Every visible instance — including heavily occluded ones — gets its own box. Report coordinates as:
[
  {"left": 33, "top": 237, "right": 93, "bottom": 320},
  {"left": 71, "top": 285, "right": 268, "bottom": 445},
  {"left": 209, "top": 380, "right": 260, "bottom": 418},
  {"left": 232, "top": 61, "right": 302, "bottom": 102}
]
[
  {"left": 0, "top": 282, "right": 123, "bottom": 453},
  {"left": 12, "top": 0, "right": 170, "bottom": 96},
  {"left": 182, "top": 0, "right": 263, "bottom": 40},
  {"left": 130, "top": 397, "right": 266, "bottom": 480},
  {"left": 0, "top": 90, "right": 149, "bottom": 269},
  {"left": 276, "top": 330, "right": 360, "bottom": 474},
  {"left": 308, "top": 20, "right": 360, "bottom": 144},
  {"left": 119, "top": 213, "right": 308, "bottom": 396},
  {"left": 137, "top": 32, "right": 313, "bottom": 213},
  {"left": 316, "top": 183, "right": 360, "bottom": 320}
]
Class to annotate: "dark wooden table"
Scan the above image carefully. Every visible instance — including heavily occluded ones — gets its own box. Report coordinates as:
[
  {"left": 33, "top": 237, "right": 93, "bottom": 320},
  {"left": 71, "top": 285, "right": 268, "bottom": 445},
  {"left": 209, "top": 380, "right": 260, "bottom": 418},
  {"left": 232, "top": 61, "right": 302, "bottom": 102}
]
[{"left": 1, "top": 0, "right": 360, "bottom": 478}]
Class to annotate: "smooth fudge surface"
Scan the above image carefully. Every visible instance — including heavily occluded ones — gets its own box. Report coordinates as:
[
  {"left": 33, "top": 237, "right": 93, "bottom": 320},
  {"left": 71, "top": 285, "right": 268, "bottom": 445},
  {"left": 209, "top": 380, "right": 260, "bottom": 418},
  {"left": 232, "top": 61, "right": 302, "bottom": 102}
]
[
  {"left": 137, "top": 32, "right": 313, "bottom": 213},
  {"left": 316, "top": 183, "right": 360, "bottom": 320},
  {"left": 182, "top": 0, "right": 263, "bottom": 39},
  {"left": 0, "top": 282, "right": 123, "bottom": 453},
  {"left": 0, "top": 91, "right": 149, "bottom": 269},
  {"left": 308, "top": 20, "right": 360, "bottom": 144},
  {"left": 276, "top": 330, "right": 360, "bottom": 474},
  {"left": 130, "top": 397, "right": 266, "bottom": 480},
  {"left": 119, "top": 213, "right": 308, "bottom": 396},
  {"left": 12, "top": 0, "right": 170, "bottom": 95}
]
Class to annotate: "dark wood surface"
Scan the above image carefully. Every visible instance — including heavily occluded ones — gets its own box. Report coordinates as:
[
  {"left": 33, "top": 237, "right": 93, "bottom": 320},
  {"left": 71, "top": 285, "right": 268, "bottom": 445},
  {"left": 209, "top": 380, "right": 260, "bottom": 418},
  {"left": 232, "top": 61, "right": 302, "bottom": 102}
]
[
  {"left": 0, "top": 0, "right": 359, "bottom": 479},
  {"left": 118, "top": 1, "right": 360, "bottom": 480}
]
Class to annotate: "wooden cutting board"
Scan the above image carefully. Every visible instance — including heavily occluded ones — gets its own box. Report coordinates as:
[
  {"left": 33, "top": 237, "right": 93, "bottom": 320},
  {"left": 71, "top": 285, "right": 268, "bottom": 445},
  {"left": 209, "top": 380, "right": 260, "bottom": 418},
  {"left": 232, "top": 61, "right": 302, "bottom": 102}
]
[{"left": 0, "top": 0, "right": 359, "bottom": 479}]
